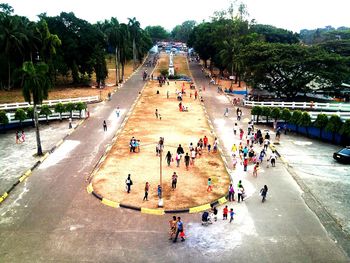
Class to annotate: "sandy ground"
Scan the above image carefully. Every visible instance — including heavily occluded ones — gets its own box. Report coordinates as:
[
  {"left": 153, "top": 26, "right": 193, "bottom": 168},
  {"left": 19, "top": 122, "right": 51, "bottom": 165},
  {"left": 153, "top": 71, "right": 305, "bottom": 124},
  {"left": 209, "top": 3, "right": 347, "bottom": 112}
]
[{"left": 92, "top": 55, "right": 230, "bottom": 209}]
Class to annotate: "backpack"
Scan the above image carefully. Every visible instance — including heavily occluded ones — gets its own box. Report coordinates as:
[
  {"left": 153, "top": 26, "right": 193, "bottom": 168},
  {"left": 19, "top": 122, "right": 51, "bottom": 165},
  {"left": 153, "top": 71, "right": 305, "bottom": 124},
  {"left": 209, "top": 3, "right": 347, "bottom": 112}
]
[{"left": 130, "top": 180, "right": 133, "bottom": 185}]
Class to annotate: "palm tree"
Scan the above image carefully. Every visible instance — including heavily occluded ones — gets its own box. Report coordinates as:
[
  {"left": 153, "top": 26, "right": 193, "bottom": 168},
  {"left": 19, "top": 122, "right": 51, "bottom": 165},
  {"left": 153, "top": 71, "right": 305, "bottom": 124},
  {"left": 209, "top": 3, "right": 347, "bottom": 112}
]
[
  {"left": 128, "top": 17, "right": 140, "bottom": 71},
  {"left": 106, "top": 18, "right": 121, "bottom": 85},
  {"left": 0, "top": 14, "right": 28, "bottom": 90},
  {"left": 22, "top": 61, "right": 51, "bottom": 156}
]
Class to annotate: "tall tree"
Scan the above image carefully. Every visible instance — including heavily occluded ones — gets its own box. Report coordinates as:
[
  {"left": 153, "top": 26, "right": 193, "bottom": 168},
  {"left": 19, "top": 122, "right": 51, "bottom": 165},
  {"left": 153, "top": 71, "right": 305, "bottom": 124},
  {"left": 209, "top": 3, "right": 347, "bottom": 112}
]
[
  {"left": 22, "top": 61, "right": 51, "bottom": 156},
  {"left": 128, "top": 17, "right": 140, "bottom": 71}
]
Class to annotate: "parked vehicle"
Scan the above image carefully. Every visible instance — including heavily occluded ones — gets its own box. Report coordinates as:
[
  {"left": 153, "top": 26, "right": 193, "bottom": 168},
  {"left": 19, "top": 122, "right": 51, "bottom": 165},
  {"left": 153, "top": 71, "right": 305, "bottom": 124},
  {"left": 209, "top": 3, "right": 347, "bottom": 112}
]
[{"left": 333, "top": 146, "right": 350, "bottom": 163}]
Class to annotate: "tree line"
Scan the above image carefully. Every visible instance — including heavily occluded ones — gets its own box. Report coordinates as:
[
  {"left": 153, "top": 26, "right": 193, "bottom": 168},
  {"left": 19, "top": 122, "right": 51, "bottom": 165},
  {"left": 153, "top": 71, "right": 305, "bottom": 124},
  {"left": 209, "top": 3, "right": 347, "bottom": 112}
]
[
  {"left": 0, "top": 3, "right": 153, "bottom": 90},
  {"left": 251, "top": 106, "right": 350, "bottom": 143},
  {"left": 187, "top": 3, "right": 350, "bottom": 99}
]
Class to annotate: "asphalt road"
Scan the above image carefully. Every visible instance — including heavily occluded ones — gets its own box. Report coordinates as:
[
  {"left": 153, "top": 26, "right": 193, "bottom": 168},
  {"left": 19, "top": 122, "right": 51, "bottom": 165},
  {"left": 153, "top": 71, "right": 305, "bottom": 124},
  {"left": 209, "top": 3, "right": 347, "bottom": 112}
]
[{"left": 0, "top": 56, "right": 348, "bottom": 262}]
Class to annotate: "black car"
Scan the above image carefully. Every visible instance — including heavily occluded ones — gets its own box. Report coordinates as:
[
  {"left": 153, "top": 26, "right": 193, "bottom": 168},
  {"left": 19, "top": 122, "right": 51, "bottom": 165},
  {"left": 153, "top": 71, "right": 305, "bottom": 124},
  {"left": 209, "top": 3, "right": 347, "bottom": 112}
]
[{"left": 333, "top": 147, "right": 350, "bottom": 163}]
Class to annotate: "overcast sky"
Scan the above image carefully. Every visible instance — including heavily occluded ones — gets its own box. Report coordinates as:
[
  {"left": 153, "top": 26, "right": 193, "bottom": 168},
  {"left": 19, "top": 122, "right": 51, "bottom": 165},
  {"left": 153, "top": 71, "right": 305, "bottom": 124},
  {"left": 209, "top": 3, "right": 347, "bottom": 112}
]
[{"left": 3, "top": 0, "right": 350, "bottom": 32}]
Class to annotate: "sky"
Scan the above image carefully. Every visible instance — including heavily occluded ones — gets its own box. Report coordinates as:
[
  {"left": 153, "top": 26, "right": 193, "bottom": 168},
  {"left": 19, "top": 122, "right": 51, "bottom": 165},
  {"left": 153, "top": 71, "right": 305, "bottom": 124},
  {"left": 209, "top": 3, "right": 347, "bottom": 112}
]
[{"left": 3, "top": 0, "right": 350, "bottom": 32}]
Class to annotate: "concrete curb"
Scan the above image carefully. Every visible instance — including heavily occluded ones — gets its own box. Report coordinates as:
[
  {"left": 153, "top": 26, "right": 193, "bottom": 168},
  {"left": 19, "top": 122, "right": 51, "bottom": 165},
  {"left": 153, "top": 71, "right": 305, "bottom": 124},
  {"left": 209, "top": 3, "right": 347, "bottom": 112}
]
[
  {"left": 0, "top": 118, "right": 86, "bottom": 205},
  {"left": 87, "top": 181, "right": 229, "bottom": 215}
]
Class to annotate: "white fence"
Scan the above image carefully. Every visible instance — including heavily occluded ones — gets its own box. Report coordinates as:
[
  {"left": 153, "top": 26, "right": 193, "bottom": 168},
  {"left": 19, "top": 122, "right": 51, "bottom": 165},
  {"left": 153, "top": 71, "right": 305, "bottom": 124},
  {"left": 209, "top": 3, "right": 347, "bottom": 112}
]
[
  {"left": 0, "top": 96, "right": 99, "bottom": 111},
  {"left": 5, "top": 109, "right": 86, "bottom": 125},
  {"left": 244, "top": 100, "right": 350, "bottom": 112}
]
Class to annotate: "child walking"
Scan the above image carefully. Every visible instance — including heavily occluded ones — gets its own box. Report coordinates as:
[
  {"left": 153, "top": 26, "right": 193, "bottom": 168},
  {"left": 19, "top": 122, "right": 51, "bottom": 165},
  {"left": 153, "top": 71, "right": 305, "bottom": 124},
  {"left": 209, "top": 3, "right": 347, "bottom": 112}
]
[{"left": 229, "top": 208, "right": 235, "bottom": 223}]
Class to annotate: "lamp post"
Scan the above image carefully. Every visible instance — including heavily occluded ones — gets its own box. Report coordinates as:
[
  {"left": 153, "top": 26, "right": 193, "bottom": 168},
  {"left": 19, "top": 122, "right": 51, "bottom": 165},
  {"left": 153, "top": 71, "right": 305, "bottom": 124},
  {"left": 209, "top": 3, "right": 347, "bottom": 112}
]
[{"left": 158, "top": 137, "right": 164, "bottom": 207}]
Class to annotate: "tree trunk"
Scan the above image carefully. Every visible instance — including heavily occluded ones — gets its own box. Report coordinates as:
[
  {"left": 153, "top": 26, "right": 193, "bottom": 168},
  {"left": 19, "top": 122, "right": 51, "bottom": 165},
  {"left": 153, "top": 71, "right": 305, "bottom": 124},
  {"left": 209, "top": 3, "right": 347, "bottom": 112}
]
[
  {"left": 235, "top": 72, "right": 238, "bottom": 84},
  {"left": 238, "top": 75, "right": 241, "bottom": 87},
  {"left": 7, "top": 61, "right": 11, "bottom": 90},
  {"left": 133, "top": 38, "right": 137, "bottom": 71},
  {"left": 115, "top": 47, "right": 119, "bottom": 86},
  {"left": 121, "top": 62, "right": 125, "bottom": 82},
  {"left": 118, "top": 51, "right": 122, "bottom": 83},
  {"left": 34, "top": 104, "right": 43, "bottom": 156}
]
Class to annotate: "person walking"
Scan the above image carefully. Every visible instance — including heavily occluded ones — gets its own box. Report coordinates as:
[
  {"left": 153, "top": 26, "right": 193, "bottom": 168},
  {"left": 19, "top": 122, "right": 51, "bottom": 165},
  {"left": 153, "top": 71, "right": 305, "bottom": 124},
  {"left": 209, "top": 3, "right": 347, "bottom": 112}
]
[
  {"left": 175, "top": 153, "right": 181, "bottom": 167},
  {"left": 103, "top": 120, "right": 107, "bottom": 131},
  {"left": 243, "top": 157, "right": 248, "bottom": 172},
  {"left": 207, "top": 178, "right": 213, "bottom": 192},
  {"left": 213, "top": 138, "right": 218, "bottom": 153},
  {"left": 268, "top": 151, "right": 277, "bottom": 167},
  {"left": 173, "top": 217, "right": 185, "bottom": 242},
  {"left": 155, "top": 109, "right": 159, "bottom": 119},
  {"left": 184, "top": 153, "right": 190, "bottom": 170},
  {"left": 203, "top": 136, "right": 208, "bottom": 149},
  {"left": 224, "top": 107, "right": 228, "bottom": 117},
  {"left": 116, "top": 107, "right": 120, "bottom": 117},
  {"left": 169, "top": 216, "right": 177, "bottom": 240},
  {"left": 125, "top": 174, "right": 132, "bottom": 193},
  {"left": 229, "top": 208, "right": 235, "bottom": 223},
  {"left": 165, "top": 151, "right": 172, "bottom": 166},
  {"left": 237, "top": 181, "right": 245, "bottom": 203},
  {"left": 143, "top": 182, "right": 150, "bottom": 201},
  {"left": 171, "top": 172, "right": 178, "bottom": 190},
  {"left": 223, "top": 205, "right": 228, "bottom": 220},
  {"left": 15, "top": 131, "right": 20, "bottom": 144},
  {"left": 253, "top": 162, "right": 259, "bottom": 177},
  {"left": 233, "top": 123, "right": 238, "bottom": 135},
  {"left": 176, "top": 144, "right": 184, "bottom": 155},
  {"left": 212, "top": 206, "right": 218, "bottom": 221},
  {"left": 21, "top": 130, "right": 26, "bottom": 142},
  {"left": 157, "top": 185, "right": 162, "bottom": 199},
  {"left": 190, "top": 148, "right": 196, "bottom": 165},
  {"left": 228, "top": 183, "right": 235, "bottom": 201},
  {"left": 260, "top": 185, "right": 268, "bottom": 203}
]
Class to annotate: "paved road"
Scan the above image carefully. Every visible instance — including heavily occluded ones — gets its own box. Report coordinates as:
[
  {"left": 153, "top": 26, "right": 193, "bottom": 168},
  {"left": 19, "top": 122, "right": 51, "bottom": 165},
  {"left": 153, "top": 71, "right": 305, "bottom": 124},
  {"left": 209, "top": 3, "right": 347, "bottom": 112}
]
[{"left": 0, "top": 56, "right": 348, "bottom": 262}]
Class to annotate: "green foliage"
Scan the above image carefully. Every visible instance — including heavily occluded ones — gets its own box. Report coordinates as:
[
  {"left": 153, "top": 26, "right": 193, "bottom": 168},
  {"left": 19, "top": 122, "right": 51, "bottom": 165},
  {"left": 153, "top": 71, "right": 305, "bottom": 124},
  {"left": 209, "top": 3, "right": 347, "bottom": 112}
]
[
  {"left": 251, "top": 106, "right": 262, "bottom": 123},
  {"left": 54, "top": 103, "right": 65, "bottom": 114},
  {"left": 39, "top": 105, "right": 52, "bottom": 115},
  {"left": 299, "top": 112, "right": 311, "bottom": 127},
  {"left": 160, "top": 69, "right": 169, "bottom": 76},
  {"left": 261, "top": 106, "right": 271, "bottom": 123},
  {"left": 26, "top": 107, "right": 34, "bottom": 120},
  {"left": 339, "top": 119, "right": 350, "bottom": 137},
  {"left": 0, "top": 110, "right": 9, "bottom": 125},
  {"left": 326, "top": 115, "right": 343, "bottom": 142},
  {"left": 75, "top": 102, "right": 86, "bottom": 118},
  {"left": 171, "top": 20, "right": 196, "bottom": 42},
  {"left": 314, "top": 114, "right": 328, "bottom": 129},
  {"left": 281, "top": 108, "right": 292, "bottom": 122},
  {"left": 65, "top": 102, "right": 75, "bottom": 117},
  {"left": 250, "top": 24, "right": 299, "bottom": 44},
  {"left": 325, "top": 115, "right": 343, "bottom": 133},
  {"left": 145, "top": 25, "right": 169, "bottom": 42},
  {"left": 290, "top": 110, "right": 302, "bottom": 125},
  {"left": 22, "top": 61, "right": 50, "bottom": 105},
  {"left": 270, "top": 108, "right": 281, "bottom": 122},
  {"left": 14, "top": 108, "right": 27, "bottom": 123}
]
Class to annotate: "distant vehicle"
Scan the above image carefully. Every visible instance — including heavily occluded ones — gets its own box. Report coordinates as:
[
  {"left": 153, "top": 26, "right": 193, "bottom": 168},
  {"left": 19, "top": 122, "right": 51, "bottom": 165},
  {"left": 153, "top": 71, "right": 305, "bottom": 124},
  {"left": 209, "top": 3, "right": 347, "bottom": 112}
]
[{"left": 333, "top": 147, "right": 350, "bottom": 163}]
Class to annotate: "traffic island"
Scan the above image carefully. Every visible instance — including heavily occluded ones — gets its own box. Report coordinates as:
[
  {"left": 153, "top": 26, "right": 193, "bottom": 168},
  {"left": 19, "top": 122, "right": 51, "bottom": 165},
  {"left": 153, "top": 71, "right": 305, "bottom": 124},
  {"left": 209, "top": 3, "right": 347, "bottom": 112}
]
[{"left": 90, "top": 57, "right": 230, "bottom": 211}]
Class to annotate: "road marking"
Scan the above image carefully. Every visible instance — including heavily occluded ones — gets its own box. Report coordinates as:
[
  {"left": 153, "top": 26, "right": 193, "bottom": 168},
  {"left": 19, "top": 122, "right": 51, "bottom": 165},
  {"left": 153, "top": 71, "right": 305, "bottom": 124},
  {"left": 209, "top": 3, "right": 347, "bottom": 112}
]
[
  {"left": 218, "top": 196, "right": 227, "bottom": 205},
  {"left": 101, "top": 198, "right": 119, "bottom": 208},
  {"left": 19, "top": 175, "right": 28, "bottom": 182},
  {"left": 87, "top": 183, "right": 93, "bottom": 194},
  {"left": 189, "top": 203, "right": 211, "bottom": 213},
  {"left": 141, "top": 207, "right": 165, "bottom": 215}
]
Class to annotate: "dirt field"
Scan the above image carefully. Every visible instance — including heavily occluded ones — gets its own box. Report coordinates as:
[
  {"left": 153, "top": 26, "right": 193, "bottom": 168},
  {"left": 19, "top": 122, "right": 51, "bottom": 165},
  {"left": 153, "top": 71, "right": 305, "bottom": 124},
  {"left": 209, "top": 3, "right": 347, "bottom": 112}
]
[
  {"left": 174, "top": 54, "right": 191, "bottom": 76},
  {"left": 155, "top": 55, "right": 169, "bottom": 75},
  {"left": 0, "top": 60, "right": 137, "bottom": 104},
  {"left": 92, "top": 54, "right": 230, "bottom": 210}
]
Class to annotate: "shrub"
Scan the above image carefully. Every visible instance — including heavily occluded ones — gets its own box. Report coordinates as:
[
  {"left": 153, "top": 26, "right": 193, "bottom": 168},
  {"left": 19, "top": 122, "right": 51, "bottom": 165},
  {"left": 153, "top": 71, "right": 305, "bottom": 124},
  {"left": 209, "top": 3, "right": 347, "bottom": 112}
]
[
  {"left": 40, "top": 105, "right": 52, "bottom": 124},
  {"left": 261, "top": 106, "right": 271, "bottom": 123},
  {"left": 281, "top": 108, "right": 291, "bottom": 123},
  {"left": 75, "top": 102, "right": 87, "bottom": 118},
  {"left": 54, "top": 103, "right": 66, "bottom": 121},
  {"left": 326, "top": 115, "right": 343, "bottom": 143},
  {"left": 251, "top": 106, "right": 263, "bottom": 123},
  {"left": 14, "top": 108, "right": 27, "bottom": 127},
  {"left": 65, "top": 102, "right": 76, "bottom": 118},
  {"left": 314, "top": 114, "right": 328, "bottom": 138}
]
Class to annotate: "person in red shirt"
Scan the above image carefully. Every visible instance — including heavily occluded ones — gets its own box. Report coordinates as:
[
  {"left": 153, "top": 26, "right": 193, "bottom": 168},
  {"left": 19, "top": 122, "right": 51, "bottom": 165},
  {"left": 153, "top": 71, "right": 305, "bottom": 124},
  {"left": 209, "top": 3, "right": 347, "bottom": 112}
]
[
  {"left": 243, "top": 157, "right": 248, "bottom": 172},
  {"left": 203, "top": 136, "right": 208, "bottom": 148},
  {"left": 223, "top": 205, "right": 228, "bottom": 220},
  {"left": 194, "top": 90, "right": 198, "bottom": 99}
]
